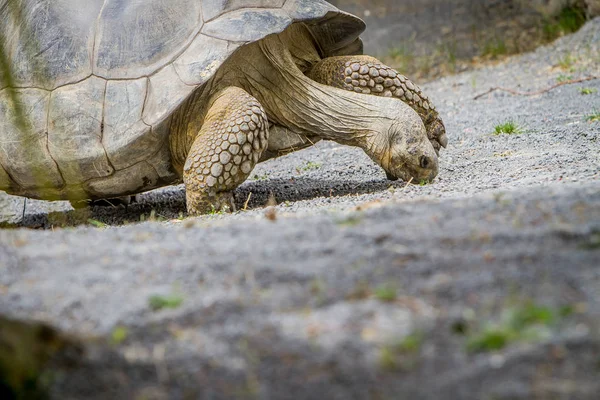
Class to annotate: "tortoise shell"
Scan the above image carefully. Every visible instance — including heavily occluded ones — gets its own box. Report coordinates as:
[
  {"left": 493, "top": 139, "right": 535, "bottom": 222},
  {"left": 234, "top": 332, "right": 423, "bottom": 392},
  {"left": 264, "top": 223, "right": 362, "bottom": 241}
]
[{"left": 0, "top": 0, "right": 364, "bottom": 199}]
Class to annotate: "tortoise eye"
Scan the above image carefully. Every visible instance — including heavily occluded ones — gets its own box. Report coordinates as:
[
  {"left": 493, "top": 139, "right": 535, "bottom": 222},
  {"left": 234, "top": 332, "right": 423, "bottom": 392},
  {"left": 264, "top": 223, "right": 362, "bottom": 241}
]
[{"left": 419, "top": 155, "right": 431, "bottom": 169}]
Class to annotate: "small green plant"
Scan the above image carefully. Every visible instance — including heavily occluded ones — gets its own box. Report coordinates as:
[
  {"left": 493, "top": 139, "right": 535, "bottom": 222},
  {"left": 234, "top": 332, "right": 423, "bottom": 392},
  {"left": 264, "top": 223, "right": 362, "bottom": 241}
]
[
  {"left": 586, "top": 110, "right": 600, "bottom": 122},
  {"left": 397, "top": 333, "right": 423, "bottom": 353},
  {"left": 493, "top": 121, "right": 523, "bottom": 135},
  {"left": 543, "top": 6, "right": 587, "bottom": 41},
  {"left": 378, "top": 346, "right": 398, "bottom": 370},
  {"left": 510, "top": 303, "right": 556, "bottom": 327},
  {"left": 467, "top": 327, "right": 514, "bottom": 352},
  {"left": 435, "top": 42, "right": 458, "bottom": 73},
  {"left": 111, "top": 326, "right": 128, "bottom": 345},
  {"left": 87, "top": 219, "right": 107, "bottom": 228},
  {"left": 252, "top": 173, "right": 269, "bottom": 181},
  {"left": 445, "top": 43, "right": 458, "bottom": 70},
  {"left": 543, "top": 21, "right": 561, "bottom": 41},
  {"left": 579, "top": 87, "right": 597, "bottom": 95},
  {"left": 139, "top": 209, "right": 167, "bottom": 222},
  {"left": 148, "top": 294, "right": 184, "bottom": 311},
  {"left": 378, "top": 333, "right": 423, "bottom": 371},
  {"left": 374, "top": 284, "right": 397, "bottom": 302},
  {"left": 556, "top": 6, "right": 586, "bottom": 34},
  {"left": 558, "top": 304, "right": 576, "bottom": 318},
  {"left": 556, "top": 74, "right": 574, "bottom": 83},
  {"left": 207, "top": 205, "right": 226, "bottom": 215},
  {"left": 419, "top": 179, "right": 429, "bottom": 186},
  {"left": 296, "top": 161, "right": 322, "bottom": 173},
  {"left": 481, "top": 38, "right": 508, "bottom": 58},
  {"left": 387, "top": 45, "right": 413, "bottom": 61},
  {"left": 466, "top": 303, "right": 567, "bottom": 353},
  {"left": 557, "top": 54, "right": 576, "bottom": 70},
  {"left": 335, "top": 213, "right": 364, "bottom": 227},
  {"left": 385, "top": 45, "right": 415, "bottom": 73}
]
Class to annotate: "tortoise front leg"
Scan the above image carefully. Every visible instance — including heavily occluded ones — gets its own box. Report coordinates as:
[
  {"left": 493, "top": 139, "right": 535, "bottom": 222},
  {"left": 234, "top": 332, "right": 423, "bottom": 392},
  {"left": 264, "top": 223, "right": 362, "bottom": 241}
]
[
  {"left": 183, "top": 87, "right": 268, "bottom": 215},
  {"left": 308, "top": 56, "right": 448, "bottom": 154}
]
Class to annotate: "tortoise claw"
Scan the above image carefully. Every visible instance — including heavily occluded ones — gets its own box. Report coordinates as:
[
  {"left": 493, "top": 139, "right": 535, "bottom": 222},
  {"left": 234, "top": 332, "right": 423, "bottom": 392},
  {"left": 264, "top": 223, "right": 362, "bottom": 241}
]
[
  {"left": 426, "top": 116, "right": 447, "bottom": 153},
  {"left": 438, "top": 133, "right": 448, "bottom": 148}
]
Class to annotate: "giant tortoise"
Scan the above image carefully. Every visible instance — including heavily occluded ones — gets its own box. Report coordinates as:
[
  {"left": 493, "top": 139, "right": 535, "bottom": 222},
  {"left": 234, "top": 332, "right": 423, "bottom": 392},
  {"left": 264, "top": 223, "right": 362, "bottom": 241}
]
[{"left": 0, "top": 0, "right": 447, "bottom": 215}]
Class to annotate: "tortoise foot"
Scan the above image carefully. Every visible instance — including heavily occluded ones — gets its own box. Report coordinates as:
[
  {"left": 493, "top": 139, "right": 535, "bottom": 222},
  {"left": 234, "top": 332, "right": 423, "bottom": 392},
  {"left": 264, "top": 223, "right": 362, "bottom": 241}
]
[
  {"left": 183, "top": 87, "right": 269, "bottom": 215},
  {"left": 186, "top": 190, "right": 235, "bottom": 215}
]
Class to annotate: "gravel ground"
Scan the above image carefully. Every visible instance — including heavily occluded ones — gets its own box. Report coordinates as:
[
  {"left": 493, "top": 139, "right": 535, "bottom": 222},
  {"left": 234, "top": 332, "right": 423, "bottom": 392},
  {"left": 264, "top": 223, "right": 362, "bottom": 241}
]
[{"left": 1, "top": 18, "right": 599, "bottom": 400}]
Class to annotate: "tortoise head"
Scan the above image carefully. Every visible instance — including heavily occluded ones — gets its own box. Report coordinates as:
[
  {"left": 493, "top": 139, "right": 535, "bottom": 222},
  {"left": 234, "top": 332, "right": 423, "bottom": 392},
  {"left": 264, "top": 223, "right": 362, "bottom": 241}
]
[
  {"left": 365, "top": 108, "right": 439, "bottom": 184},
  {"left": 384, "top": 119, "right": 439, "bottom": 183}
]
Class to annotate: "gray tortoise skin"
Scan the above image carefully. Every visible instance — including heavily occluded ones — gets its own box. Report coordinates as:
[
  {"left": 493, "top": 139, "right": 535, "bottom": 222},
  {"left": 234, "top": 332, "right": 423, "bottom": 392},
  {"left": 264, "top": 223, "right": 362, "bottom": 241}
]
[{"left": 0, "top": 0, "right": 446, "bottom": 214}]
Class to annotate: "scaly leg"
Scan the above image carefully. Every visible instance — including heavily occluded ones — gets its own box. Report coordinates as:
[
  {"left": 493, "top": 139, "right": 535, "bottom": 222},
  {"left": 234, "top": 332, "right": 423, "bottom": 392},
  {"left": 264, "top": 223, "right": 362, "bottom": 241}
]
[
  {"left": 184, "top": 87, "right": 268, "bottom": 215},
  {"left": 309, "top": 56, "right": 448, "bottom": 154}
]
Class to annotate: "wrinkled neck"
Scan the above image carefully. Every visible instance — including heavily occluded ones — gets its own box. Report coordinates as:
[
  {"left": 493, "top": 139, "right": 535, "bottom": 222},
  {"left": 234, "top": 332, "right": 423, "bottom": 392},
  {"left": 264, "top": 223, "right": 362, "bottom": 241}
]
[
  {"left": 259, "top": 35, "right": 396, "bottom": 146},
  {"left": 214, "top": 33, "right": 401, "bottom": 154}
]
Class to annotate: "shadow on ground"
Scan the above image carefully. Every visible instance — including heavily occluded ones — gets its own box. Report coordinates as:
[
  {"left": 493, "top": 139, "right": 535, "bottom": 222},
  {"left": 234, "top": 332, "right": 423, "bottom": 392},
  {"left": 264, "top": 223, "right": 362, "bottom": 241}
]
[{"left": 7, "top": 177, "right": 402, "bottom": 229}]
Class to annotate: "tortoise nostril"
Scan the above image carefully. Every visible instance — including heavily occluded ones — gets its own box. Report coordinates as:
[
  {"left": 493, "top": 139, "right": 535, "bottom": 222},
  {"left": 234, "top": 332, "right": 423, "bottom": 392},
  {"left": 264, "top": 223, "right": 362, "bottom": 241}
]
[{"left": 420, "top": 155, "right": 430, "bottom": 169}]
